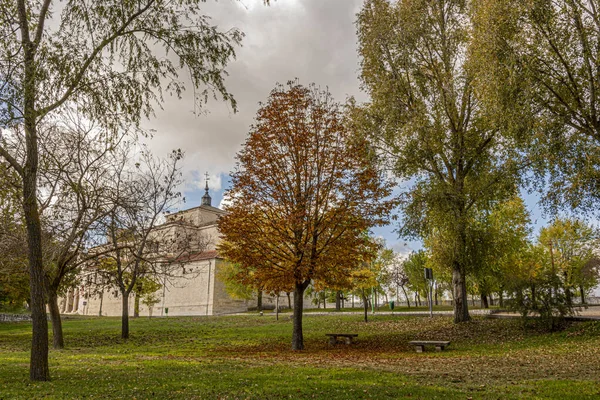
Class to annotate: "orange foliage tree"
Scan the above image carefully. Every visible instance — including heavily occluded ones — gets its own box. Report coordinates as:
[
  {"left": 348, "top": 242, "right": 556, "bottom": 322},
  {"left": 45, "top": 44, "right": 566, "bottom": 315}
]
[{"left": 218, "top": 82, "right": 396, "bottom": 350}]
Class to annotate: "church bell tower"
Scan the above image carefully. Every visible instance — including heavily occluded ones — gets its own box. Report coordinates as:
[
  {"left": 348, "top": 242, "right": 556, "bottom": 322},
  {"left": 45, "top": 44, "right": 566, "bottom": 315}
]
[{"left": 201, "top": 172, "right": 212, "bottom": 206}]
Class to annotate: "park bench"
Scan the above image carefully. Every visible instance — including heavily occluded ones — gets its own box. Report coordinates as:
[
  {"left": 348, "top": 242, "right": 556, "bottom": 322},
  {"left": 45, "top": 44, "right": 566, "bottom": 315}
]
[
  {"left": 409, "top": 340, "right": 450, "bottom": 353},
  {"left": 326, "top": 333, "right": 358, "bottom": 345}
]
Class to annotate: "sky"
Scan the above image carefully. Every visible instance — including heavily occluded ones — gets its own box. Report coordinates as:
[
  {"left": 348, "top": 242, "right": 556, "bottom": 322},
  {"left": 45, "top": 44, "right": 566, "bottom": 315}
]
[{"left": 141, "top": 0, "right": 551, "bottom": 257}]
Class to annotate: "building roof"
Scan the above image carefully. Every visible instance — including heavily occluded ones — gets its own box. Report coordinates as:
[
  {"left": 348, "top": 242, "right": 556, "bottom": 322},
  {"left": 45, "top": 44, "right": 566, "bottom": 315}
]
[
  {"left": 168, "top": 204, "right": 227, "bottom": 217},
  {"left": 175, "top": 249, "right": 221, "bottom": 263}
]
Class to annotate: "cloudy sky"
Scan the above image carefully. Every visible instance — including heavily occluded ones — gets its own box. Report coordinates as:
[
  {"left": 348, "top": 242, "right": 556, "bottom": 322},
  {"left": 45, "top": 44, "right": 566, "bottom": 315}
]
[
  {"left": 140, "top": 0, "right": 411, "bottom": 251},
  {"left": 141, "top": 0, "right": 547, "bottom": 256},
  {"left": 145, "top": 0, "right": 365, "bottom": 188}
]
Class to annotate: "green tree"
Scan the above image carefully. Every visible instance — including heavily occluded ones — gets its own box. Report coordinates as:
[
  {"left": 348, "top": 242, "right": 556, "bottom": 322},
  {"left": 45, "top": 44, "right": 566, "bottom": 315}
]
[
  {"left": 539, "top": 218, "right": 598, "bottom": 304},
  {"left": 0, "top": 0, "right": 245, "bottom": 380},
  {"left": 402, "top": 251, "right": 429, "bottom": 306},
  {"left": 474, "top": 0, "right": 600, "bottom": 213},
  {"left": 354, "top": 0, "right": 529, "bottom": 322}
]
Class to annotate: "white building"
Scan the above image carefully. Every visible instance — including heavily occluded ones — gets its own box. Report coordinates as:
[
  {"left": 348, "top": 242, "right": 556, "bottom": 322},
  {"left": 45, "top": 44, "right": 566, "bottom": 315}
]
[{"left": 59, "top": 184, "right": 258, "bottom": 317}]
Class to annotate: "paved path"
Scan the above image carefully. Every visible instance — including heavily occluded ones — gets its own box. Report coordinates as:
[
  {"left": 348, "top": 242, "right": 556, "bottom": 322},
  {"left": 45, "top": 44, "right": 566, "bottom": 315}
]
[
  {"left": 234, "top": 306, "right": 600, "bottom": 320},
  {"left": 491, "top": 306, "right": 600, "bottom": 321}
]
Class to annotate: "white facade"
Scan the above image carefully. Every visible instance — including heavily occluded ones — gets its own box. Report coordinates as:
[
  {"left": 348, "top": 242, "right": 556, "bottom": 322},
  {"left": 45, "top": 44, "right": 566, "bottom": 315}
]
[{"left": 59, "top": 201, "right": 255, "bottom": 317}]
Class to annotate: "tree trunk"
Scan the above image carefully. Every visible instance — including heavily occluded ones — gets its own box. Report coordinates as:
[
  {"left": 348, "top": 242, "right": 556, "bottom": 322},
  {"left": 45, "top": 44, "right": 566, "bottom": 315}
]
[
  {"left": 257, "top": 289, "right": 263, "bottom": 311},
  {"left": 23, "top": 159, "right": 50, "bottom": 381},
  {"left": 47, "top": 289, "right": 64, "bottom": 350},
  {"left": 480, "top": 293, "right": 489, "bottom": 309},
  {"left": 580, "top": 285, "right": 586, "bottom": 304},
  {"left": 98, "top": 290, "right": 104, "bottom": 316},
  {"left": 531, "top": 283, "right": 537, "bottom": 309},
  {"left": 499, "top": 291, "right": 504, "bottom": 308},
  {"left": 322, "top": 292, "right": 326, "bottom": 309},
  {"left": 121, "top": 293, "right": 129, "bottom": 339},
  {"left": 134, "top": 294, "right": 140, "bottom": 318},
  {"left": 292, "top": 282, "right": 308, "bottom": 350},
  {"left": 452, "top": 266, "right": 470, "bottom": 323},
  {"left": 401, "top": 286, "right": 410, "bottom": 308},
  {"left": 489, "top": 296, "right": 494, "bottom": 306},
  {"left": 362, "top": 290, "right": 368, "bottom": 323},
  {"left": 434, "top": 287, "right": 438, "bottom": 306},
  {"left": 286, "top": 292, "right": 291, "bottom": 309},
  {"left": 335, "top": 291, "right": 341, "bottom": 311}
]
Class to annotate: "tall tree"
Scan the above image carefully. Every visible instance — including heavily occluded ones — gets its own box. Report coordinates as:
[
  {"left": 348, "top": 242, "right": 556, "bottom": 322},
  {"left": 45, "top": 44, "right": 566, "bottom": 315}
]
[
  {"left": 0, "top": 0, "right": 244, "bottom": 380},
  {"left": 354, "top": 0, "right": 528, "bottom": 322},
  {"left": 475, "top": 0, "right": 600, "bottom": 213},
  {"left": 218, "top": 82, "right": 395, "bottom": 350}
]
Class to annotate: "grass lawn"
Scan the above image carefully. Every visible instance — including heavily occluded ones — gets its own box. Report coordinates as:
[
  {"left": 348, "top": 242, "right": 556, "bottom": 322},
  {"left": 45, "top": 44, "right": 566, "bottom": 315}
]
[{"left": 1, "top": 314, "right": 599, "bottom": 399}]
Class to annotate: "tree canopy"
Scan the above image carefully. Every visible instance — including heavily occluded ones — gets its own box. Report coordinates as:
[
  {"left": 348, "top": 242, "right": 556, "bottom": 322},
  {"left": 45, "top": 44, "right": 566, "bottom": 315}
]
[{"left": 219, "top": 81, "right": 395, "bottom": 350}]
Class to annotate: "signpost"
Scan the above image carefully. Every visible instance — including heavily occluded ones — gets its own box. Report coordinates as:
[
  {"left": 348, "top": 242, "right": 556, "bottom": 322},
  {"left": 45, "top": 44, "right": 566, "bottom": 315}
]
[{"left": 424, "top": 268, "right": 433, "bottom": 318}]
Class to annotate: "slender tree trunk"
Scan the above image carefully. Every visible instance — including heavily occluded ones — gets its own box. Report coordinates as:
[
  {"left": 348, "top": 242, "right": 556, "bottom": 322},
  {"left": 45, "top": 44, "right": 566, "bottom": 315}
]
[
  {"left": 134, "top": 294, "right": 140, "bottom": 318},
  {"left": 335, "top": 291, "right": 341, "bottom": 311},
  {"left": 499, "top": 291, "right": 504, "bottom": 308},
  {"left": 257, "top": 289, "right": 263, "bottom": 312},
  {"left": 362, "top": 290, "right": 368, "bottom": 323},
  {"left": 480, "top": 293, "right": 489, "bottom": 309},
  {"left": 121, "top": 292, "right": 129, "bottom": 339},
  {"left": 286, "top": 292, "right": 291, "bottom": 309},
  {"left": 98, "top": 290, "right": 104, "bottom": 316},
  {"left": 292, "top": 282, "right": 308, "bottom": 350},
  {"left": 401, "top": 286, "right": 410, "bottom": 308},
  {"left": 531, "top": 284, "right": 537, "bottom": 309},
  {"left": 580, "top": 286, "right": 586, "bottom": 304},
  {"left": 47, "top": 289, "right": 64, "bottom": 350},
  {"left": 434, "top": 287, "right": 438, "bottom": 306},
  {"left": 322, "top": 292, "right": 326, "bottom": 309}
]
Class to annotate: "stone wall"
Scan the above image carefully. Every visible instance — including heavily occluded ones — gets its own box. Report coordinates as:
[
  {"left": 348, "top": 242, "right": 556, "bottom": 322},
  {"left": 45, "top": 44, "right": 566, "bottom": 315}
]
[{"left": 0, "top": 313, "right": 32, "bottom": 322}]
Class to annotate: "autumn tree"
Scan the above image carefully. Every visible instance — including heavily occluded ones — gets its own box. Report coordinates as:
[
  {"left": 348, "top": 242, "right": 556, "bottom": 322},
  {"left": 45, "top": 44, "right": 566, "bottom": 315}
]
[
  {"left": 218, "top": 82, "right": 395, "bottom": 350},
  {"left": 354, "top": 0, "right": 530, "bottom": 322},
  {"left": 0, "top": 0, "right": 244, "bottom": 380}
]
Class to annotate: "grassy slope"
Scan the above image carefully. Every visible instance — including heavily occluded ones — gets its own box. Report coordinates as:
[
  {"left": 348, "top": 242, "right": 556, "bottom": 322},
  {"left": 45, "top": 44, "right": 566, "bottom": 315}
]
[{"left": 1, "top": 314, "right": 599, "bottom": 399}]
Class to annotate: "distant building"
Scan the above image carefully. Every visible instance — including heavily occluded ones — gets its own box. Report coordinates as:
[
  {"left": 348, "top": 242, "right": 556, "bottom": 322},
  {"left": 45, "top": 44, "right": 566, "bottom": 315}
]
[{"left": 58, "top": 183, "right": 258, "bottom": 317}]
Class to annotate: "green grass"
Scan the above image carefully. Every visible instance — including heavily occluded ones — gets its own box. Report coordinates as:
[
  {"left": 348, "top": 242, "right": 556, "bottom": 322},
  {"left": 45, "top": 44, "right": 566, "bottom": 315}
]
[{"left": 1, "top": 314, "right": 599, "bottom": 399}]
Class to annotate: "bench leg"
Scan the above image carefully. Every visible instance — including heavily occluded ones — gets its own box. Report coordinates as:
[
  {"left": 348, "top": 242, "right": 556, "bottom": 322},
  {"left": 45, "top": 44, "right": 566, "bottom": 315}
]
[
  {"left": 435, "top": 346, "right": 444, "bottom": 351},
  {"left": 329, "top": 337, "right": 337, "bottom": 346},
  {"left": 345, "top": 337, "right": 352, "bottom": 345},
  {"left": 415, "top": 345, "right": 424, "bottom": 353}
]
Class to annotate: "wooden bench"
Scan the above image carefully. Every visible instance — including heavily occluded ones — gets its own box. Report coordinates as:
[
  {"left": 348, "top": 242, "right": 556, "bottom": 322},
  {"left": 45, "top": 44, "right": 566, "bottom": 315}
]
[
  {"left": 326, "top": 333, "right": 358, "bottom": 345},
  {"left": 409, "top": 340, "right": 450, "bottom": 352}
]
